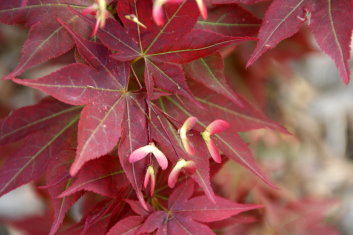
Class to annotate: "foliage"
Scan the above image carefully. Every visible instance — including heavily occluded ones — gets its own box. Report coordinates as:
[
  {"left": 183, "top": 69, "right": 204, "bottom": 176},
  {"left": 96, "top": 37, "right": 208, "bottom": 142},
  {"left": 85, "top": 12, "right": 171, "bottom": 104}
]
[{"left": 0, "top": 0, "right": 351, "bottom": 234}]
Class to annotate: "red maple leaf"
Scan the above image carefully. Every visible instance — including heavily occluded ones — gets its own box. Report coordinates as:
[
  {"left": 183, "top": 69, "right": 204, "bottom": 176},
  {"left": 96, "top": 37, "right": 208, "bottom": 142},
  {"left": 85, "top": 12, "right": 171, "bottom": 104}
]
[
  {"left": 246, "top": 0, "right": 353, "bottom": 84},
  {"left": 0, "top": 0, "right": 97, "bottom": 79},
  {"left": 13, "top": 26, "right": 129, "bottom": 175},
  {"left": 0, "top": 98, "right": 80, "bottom": 196},
  {"left": 108, "top": 180, "right": 262, "bottom": 235},
  {"left": 78, "top": 0, "right": 254, "bottom": 101}
]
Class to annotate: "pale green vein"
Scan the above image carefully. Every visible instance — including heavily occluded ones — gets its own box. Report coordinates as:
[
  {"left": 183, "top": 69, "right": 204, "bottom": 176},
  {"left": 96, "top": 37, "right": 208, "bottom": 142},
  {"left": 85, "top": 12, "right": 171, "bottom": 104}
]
[
  {"left": 199, "top": 58, "right": 234, "bottom": 99},
  {"left": 21, "top": 83, "right": 123, "bottom": 93},
  {"left": 195, "top": 97, "right": 278, "bottom": 128},
  {"left": 0, "top": 4, "right": 85, "bottom": 13},
  {"left": 126, "top": 96, "right": 140, "bottom": 192},
  {"left": 79, "top": 95, "right": 124, "bottom": 156},
  {"left": 327, "top": 0, "right": 347, "bottom": 76},
  {"left": 144, "top": 1, "right": 186, "bottom": 54},
  {"left": 52, "top": 178, "right": 73, "bottom": 234},
  {"left": 147, "top": 39, "right": 238, "bottom": 57},
  {"left": 0, "top": 105, "right": 81, "bottom": 141},
  {"left": 251, "top": 0, "right": 305, "bottom": 60},
  {"left": 13, "top": 16, "right": 78, "bottom": 75},
  {"left": 173, "top": 217, "right": 193, "bottom": 234},
  {"left": 66, "top": 29, "right": 123, "bottom": 88},
  {"left": 197, "top": 20, "right": 259, "bottom": 27},
  {"left": 146, "top": 59, "right": 186, "bottom": 92},
  {"left": 98, "top": 25, "right": 140, "bottom": 55},
  {"left": 0, "top": 115, "right": 80, "bottom": 194},
  {"left": 174, "top": 207, "right": 250, "bottom": 213},
  {"left": 164, "top": 97, "right": 206, "bottom": 128},
  {"left": 65, "top": 170, "right": 124, "bottom": 193}
]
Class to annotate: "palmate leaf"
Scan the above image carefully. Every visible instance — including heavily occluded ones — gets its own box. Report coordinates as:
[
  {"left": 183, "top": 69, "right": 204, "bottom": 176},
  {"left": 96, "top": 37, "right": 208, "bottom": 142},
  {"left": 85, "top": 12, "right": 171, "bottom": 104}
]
[
  {"left": 0, "top": 98, "right": 81, "bottom": 230},
  {"left": 136, "top": 180, "right": 261, "bottom": 235},
  {"left": 247, "top": 0, "right": 353, "bottom": 84},
  {"left": 13, "top": 29, "right": 130, "bottom": 175},
  {"left": 0, "top": 0, "right": 320, "bottom": 233},
  {"left": 77, "top": 0, "right": 253, "bottom": 101},
  {"left": 196, "top": 4, "right": 261, "bottom": 37},
  {"left": 0, "top": 106, "right": 79, "bottom": 196},
  {"left": 0, "top": 106, "right": 80, "bottom": 234},
  {"left": 13, "top": 24, "right": 150, "bottom": 209},
  {"left": 13, "top": 63, "right": 127, "bottom": 175},
  {"left": 76, "top": 3, "right": 195, "bottom": 101},
  {"left": 0, "top": 0, "right": 92, "bottom": 79}
]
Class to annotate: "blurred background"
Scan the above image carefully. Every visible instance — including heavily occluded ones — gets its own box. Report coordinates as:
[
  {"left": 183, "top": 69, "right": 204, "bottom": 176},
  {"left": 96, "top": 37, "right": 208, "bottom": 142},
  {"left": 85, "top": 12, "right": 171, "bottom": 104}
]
[{"left": 0, "top": 15, "right": 353, "bottom": 235}]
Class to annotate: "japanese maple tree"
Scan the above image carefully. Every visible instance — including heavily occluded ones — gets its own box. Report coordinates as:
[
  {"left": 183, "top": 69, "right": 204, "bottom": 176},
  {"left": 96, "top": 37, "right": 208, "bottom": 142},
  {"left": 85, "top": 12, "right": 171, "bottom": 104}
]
[{"left": 0, "top": 0, "right": 351, "bottom": 234}]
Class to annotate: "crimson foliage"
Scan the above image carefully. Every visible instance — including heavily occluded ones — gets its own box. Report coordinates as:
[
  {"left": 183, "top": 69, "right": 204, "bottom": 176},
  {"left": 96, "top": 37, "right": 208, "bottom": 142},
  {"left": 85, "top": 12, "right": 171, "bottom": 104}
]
[{"left": 0, "top": 0, "right": 351, "bottom": 234}]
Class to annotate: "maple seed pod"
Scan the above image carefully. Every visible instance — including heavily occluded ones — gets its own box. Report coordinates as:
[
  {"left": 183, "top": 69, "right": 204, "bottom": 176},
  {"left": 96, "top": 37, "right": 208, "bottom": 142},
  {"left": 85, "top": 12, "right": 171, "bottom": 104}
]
[
  {"left": 129, "top": 142, "right": 168, "bottom": 170},
  {"left": 179, "top": 116, "right": 198, "bottom": 155},
  {"left": 144, "top": 166, "right": 156, "bottom": 196},
  {"left": 201, "top": 120, "right": 230, "bottom": 163},
  {"left": 82, "top": 0, "right": 109, "bottom": 37},
  {"left": 152, "top": 0, "right": 165, "bottom": 26},
  {"left": 195, "top": 0, "right": 207, "bottom": 19},
  {"left": 168, "top": 159, "right": 196, "bottom": 188}
]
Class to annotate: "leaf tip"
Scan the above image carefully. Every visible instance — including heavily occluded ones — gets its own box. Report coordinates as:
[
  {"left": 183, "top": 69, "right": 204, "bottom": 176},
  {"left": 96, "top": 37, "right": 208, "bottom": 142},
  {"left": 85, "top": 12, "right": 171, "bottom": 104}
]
[
  {"left": 341, "top": 74, "right": 350, "bottom": 85},
  {"left": 196, "top": 0, "right": 207, "bottom": 19},
  {"left": 144, "top": 165, "right": 156, "bottom": 196},
  {"left": 152, "top": 0, "right": 165, "bottom": 26}
]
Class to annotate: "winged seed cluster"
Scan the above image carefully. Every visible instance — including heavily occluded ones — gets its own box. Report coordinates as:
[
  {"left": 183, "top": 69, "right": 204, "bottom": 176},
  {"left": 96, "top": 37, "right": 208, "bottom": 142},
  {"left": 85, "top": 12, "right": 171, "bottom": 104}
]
[{"left": 0, "top": 0, "right": 351, "bottom": 234}]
